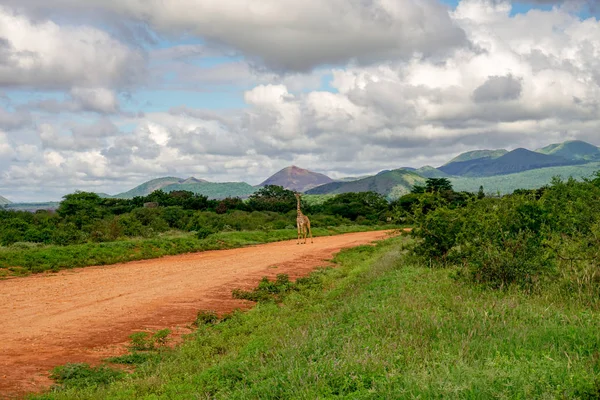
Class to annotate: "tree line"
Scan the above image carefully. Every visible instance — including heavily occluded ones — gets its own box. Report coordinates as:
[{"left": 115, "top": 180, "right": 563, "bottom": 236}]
[{"left": 0, "top": 185, "right": 399, "bottom": 246}]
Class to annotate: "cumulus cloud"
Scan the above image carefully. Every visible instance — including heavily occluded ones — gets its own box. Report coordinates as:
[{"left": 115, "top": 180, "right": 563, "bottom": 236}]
[
  {"left": 70, "top": 88, "right": 121, "bottom": 114},
  {"left": 0, "top": 6, "right": 144, "bottom": 89},
  {"left": 32, "top": 88, "right": 121, "bottom": 115},
  {"left": 4, "top": 0, "right": 467, "bottom": 72},
  {"left": 472, "top": 75, "right": 523, "bottom": 102},
  {"left": 0, "top": 106, "right": 31, "bottom": 130}
]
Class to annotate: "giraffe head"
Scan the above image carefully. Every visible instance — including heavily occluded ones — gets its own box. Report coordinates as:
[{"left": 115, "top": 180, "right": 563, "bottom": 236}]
[{"left": 294, "top": 192, "right": 301, "bottom": 199}]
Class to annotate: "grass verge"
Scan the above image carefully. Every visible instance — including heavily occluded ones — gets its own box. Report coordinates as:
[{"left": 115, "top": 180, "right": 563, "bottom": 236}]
[
  {"left": 0, "top": 225, "right": 397, "bottom": 277},
  {"left": 31, "top": 235, "right": 600, "bottom": 398}
]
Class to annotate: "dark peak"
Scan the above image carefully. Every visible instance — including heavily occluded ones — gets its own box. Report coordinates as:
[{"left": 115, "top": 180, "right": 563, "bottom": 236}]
[
  {"left": 509, "top": 148, "right": 532, "bottom": 154},
  {"left": 260, "top": 165, "right": 333, "bottom": 192}
]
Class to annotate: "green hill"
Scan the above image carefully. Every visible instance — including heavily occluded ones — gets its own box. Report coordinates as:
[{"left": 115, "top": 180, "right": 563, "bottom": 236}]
[
  {"left": 444, "top": 149, "right": 507, "bottom": 165},
  {"left": 161, "top": 182, "right": 257, "bottom": 199},
  {"left": 306, "top": 169, "right": 426, "bottom": 200},
  {"left": 439, "top": 148, "right": 580, "bottom": 177},
  {"left": 114, "top": 177, "right": 185, "bottom": 198},
  {"left": 536, "top": 140, "right": 600, "bottom": 161},
  {"left": 450, "top": 162, "right": 600, "bottom": 195},
  {"left": 414, "top": 166, "right": 450, "bottom": 178},
  {"left": 113, "top": 176, "right": 257, "bottom": 200},
  {"left": 0, "top": 195, "right": 12, "bottom": 205},
  {"left": 336, "top": 175, "right": 373, "bottom": 182}
]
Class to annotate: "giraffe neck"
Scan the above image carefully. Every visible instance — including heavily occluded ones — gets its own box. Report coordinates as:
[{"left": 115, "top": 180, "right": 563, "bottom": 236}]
[{"left": 297, "top": 197, "right": 303, "bottom": 215}]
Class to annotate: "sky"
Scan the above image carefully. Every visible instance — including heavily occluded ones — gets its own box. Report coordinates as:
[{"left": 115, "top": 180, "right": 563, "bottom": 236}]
[{"left": 1, "top": 0, "right": 600, "bottom": 202}]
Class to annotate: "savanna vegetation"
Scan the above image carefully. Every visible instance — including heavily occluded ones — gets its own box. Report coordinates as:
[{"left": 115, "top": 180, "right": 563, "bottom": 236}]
[
  {"left": 16, "top": 173, "right": 600, "bottom": 397},
  {"left": 0, "top": 185, "right": 397, "bottom": 276},
  {"left": 408, "top": 173, "right": 600, "bottom": 306}
]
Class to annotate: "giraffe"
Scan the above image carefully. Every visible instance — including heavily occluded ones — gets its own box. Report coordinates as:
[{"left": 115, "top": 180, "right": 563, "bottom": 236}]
[{"left": 295, "top": 193, "right": 313, "bottom": 244}]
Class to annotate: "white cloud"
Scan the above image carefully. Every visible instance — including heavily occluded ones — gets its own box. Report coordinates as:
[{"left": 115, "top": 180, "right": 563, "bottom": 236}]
[
  {"left": 70, "top": 88, "right": 120, "bottom": 114},
  {"left": 0, "top": 131, "right": 15, "bottom": 157},
  {"left": 4, "top": 0, "right": 467, "bottom": 71},
  {"left": 0, "top": 6, "right": 144, "bottom": 89}
]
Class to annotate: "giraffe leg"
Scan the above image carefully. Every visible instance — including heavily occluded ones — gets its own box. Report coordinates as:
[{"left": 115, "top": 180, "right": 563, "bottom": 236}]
[
  {"left": 307, "top": 221, "right": 313, "bottom": 243},
  {"left": 297, "top": 224, "right": 301, "bottom": 245}
]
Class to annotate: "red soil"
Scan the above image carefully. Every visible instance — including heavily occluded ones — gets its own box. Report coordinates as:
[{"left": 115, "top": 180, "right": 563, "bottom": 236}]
[{"left": 0, "top": 230, "right": 401, "bottom": 398}]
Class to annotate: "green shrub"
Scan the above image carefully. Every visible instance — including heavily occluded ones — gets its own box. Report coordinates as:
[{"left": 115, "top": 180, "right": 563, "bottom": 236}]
[
  {"left": 49, "top": 363, "right": 125, "bottom": 389},
  {"left": 232, "top": 274, "right": 296, "bottom": 303},
  {"left": 194, "top": 310, "right": 219, "bottom": 326},
  {"left": 196, "top": 227, "right": 215, "bottom": 240},
  {"left": 410, "top": 175, "right": 600, "bottom": 295},
  {"left": 106, "top": 352, "right": 157, "bottom": 365},
  {"left": 128, "top": 329, "right": 171, "bottom": 351}
]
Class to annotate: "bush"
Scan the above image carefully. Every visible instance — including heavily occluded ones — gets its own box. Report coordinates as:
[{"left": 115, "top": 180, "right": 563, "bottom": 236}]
[
  {"left": 196, "top": 227, "right": 215, "bottom": 240},
  {"left": 50, "top": 363, "right": 125, "bottom": 389},
  {"left": 232, "top": 274, "right": 296, "bottom": 303},
  {"left": 194, "top": 310, "right": 219, "bottom": 326},
  {"left": 410, "top": 174, "right": 600, "bottom": 297}
]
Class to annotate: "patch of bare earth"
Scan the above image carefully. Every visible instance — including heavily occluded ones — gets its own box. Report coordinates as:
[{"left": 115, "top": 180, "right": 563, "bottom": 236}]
[{"left": 0, "top": 230, "right": 402, "bottom": 398}]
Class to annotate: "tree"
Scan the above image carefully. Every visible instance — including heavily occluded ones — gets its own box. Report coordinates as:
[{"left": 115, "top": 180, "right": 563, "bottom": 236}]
[
  {"left": 425, "top": 178, "right": 453, "bottom": 193},
  {"left": 57, "top": 192, "right": 106, "bottom": 229},
  {"left": 247, "top": 185, "right": 297, "bottom": 213},
  {"left": 321, "top": 192, "right": 388, "bottom": 221},
  {"left": 477, "top": 185, "right": 486, "bottom": 200}
]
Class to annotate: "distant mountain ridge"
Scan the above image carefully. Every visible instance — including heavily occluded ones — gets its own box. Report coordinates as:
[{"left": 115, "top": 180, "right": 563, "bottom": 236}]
[
  {"left": 10, "top": 139, "right": 598, "bottom": 207},
  {"left": 259, "top": 166, "right": 333, "bottom": 192},
  {"left": 114, "top": 177, "right": 184, "bottom": 198},
  {"left": 113, "top": 176, "right": 255, "bottom": 200},
  {"left": 160, "top": 182, "right": 257, "bottom": 200},
  {"left": 413, "top": 166, "right": 451, "bottom": 178},
  {"left": 536, "top": 140, "right": 600, "bottom": 161},
  {"left": 444, "top": 149, "right": 508, "bottom": 165},
  {"left": 306, "top": 169, "right": 426, "bottom": 199},
  {"left": 439, "top": 148, "right": 582, "bottom": 177}
]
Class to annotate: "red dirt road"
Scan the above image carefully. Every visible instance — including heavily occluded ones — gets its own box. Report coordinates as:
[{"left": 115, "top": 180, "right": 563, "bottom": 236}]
[{"left": 0, "top": 230, "right": 396, "bottom": 397}]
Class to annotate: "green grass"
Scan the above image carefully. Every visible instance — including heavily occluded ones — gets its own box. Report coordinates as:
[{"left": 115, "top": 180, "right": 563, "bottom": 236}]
[
  {"left": 0, "top": 225, "right": 395, "bottom": 277},
  {"left": 32, "top": 237, "right": 600, "bottom": 399}
]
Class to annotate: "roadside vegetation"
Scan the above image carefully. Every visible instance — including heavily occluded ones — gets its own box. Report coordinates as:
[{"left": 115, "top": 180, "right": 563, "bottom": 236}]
[
  {"left": 32, "top": 234, "right": 600, "bottom": 398},
  {"left": 0, "top": 185, "right": 400, "bottom": 276},
  {"left": 408, "top": 172, "right": 600, "bottom": 308}
]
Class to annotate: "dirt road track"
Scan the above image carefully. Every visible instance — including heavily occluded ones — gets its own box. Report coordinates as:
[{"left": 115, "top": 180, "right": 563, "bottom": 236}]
[{"left": 0, "top": 230, "right": 396, "bottom": 397}]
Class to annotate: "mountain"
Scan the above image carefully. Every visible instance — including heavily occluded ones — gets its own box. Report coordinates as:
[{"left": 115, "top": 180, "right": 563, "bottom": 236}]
[
  {"left": 114, "top": 176, "right": 256, "bottom": 200},
  {"left": 180, "top": 177, "right": 208, "bottom": 184},
  {"left": 536, "top": 140, "right": 600, "bottom": 161},
  {"left": 439, "top": 148, "right": 581, "bottom": 177},
  {"left": 444, "top": 149, "right": 508, "bottom": 165},
  {"left": 414, "top": 166, "right": 450, "bottom": 178},
  {"left": 114, "top": 177, "right": 185, "bottom": 198},
  {"left": 259, "top": 166, "right": 334, "bottom": 192},
  {"left": 0, "top": 195, "right": 12, "bottom": 205},
  {"left": 451, "top": 162, "right": 600, "bottom": 195},
  {"left": 336, "top": 175, "right": 374, "bottom": 182},
  {"left": 306, "top": 169, "right": 426, "bottom": 199},
  {"left": 161, "top": 182, "right": 257, "bottom": 199}
]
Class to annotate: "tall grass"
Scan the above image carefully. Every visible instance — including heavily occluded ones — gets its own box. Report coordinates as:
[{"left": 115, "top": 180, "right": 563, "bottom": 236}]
[{"left": 32, "top": 237, "right": 600, "bottom": 399}]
